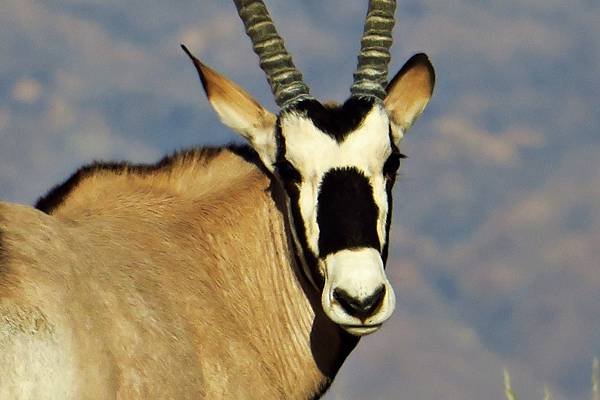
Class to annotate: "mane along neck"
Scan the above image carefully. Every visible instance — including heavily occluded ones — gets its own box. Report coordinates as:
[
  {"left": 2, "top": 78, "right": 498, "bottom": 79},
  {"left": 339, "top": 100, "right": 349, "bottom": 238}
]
[
  {"left": 31, "top": 144, "right": 357, "bottom": 398},
  {"left": 35, "top": 145, "right": 261, "bottom": 216}
]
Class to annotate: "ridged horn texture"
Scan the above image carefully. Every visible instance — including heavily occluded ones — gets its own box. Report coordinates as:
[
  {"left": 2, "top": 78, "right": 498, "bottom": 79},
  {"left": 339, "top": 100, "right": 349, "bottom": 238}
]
[
  {"left": 233, "top": 0, "right": 312, "bottom": 109},
  {"left": 351, "top": 0, "right": 397, "bottom": 100}
]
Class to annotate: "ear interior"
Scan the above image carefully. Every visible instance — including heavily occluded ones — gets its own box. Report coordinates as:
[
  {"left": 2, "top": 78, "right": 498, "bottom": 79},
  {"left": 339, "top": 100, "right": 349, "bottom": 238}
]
[
  {"left": 384, "top": 53, "right": 435, "bottom": 143},
  {"left": 182, "top": 45, "right": 277, "bottom": 168}
]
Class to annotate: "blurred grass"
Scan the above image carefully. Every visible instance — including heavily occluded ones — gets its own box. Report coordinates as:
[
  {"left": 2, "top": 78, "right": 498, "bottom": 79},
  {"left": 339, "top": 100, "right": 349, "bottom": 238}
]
[
  {"left": 504, "top": 369, "right": 517, "bottom": 400},
  {"left": 504, "top": 357, "right": 598, "bottom": 400},
  {"left": 593, "top": 357, "right": 599, "bottom": 400}
]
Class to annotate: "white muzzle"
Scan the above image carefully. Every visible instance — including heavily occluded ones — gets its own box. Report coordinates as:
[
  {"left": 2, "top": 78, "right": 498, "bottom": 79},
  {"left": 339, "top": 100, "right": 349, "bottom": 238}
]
[{"left": 321, "top": 248, "right": 396, "bottom": 336}]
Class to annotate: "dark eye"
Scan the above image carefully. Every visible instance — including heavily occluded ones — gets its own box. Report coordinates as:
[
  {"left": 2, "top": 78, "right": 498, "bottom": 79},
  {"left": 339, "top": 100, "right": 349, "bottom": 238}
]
[
  {"left": 274, "top": 159, "right": 302, "bottom": 183},
  {"left": 383, "top": 152, "right": 405, "bottom": 178}
]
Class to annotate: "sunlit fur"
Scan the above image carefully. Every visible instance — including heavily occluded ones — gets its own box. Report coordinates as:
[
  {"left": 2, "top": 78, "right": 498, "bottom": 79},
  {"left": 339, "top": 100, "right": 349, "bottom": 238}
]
[
  {"left": 0, "top": 44, "right": 434, "bottom": 398},
  {"left": 0, "top": 149, "right": 353, "bottom": 399}
]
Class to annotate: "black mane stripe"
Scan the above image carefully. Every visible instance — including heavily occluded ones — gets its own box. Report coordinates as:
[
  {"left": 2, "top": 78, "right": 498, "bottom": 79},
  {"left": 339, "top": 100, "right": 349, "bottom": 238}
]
[{"left": 34, "top": 145, "right": 258, "bottom": 214}]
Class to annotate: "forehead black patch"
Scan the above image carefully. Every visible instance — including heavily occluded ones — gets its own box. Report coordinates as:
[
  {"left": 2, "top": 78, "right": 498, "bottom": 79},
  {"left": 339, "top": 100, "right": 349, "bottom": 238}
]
[
  {"left": 317, "top": 167, "right": 380, "bottom": 258},
  {"left": 287, "top": 97, "right": 376, "bottom": 142}
]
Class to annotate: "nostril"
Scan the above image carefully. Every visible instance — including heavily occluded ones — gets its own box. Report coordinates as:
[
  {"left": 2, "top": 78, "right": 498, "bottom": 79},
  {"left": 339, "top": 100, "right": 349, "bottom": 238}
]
[
  {"left": 333, "top": 288, "right": 360, "bottom": 316},
  {"left": 366, "top": 285, "right": 386, "bottom": 312},
  {"left": 333, "top": 285, "right": 386, "bottom": 319}
]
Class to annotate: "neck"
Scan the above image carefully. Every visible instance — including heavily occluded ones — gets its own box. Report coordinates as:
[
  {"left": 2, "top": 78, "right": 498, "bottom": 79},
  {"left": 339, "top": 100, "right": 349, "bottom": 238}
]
[
  {"left": 228, "top": 151, "right": 360, "bottom": 398},
  {"left": 36, "top": 145, "right": 359, "bottom": 398}
]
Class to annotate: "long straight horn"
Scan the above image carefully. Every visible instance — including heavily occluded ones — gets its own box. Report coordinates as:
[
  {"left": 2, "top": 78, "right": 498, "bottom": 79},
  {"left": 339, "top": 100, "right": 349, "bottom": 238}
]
[
  {"left": 233, "top": 0, "right": 312, "bottom": 109},
  {"left": 351, "top": 0, "right": 397, "bottom": 100}
]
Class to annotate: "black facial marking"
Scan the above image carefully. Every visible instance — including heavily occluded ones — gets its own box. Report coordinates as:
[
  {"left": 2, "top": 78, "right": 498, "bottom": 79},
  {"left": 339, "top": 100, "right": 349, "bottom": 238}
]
[
  {"left": 381, "top": 135, "right": 401, "bottom": 265},
  {"left": 380, "top": 174, "right": 395, "bottom": 265},
  {"left": 274, "top": 120, "right": 302, "bottom": 183},
  {"left": 384, "top": 126, "right": 406, "bottom": 179},
  {"left": 274, "top": 120, "right": 322, "bottom": 284},
  {"left": 317, "top": 167, "right": 380, "bottom": 258},
  {"left": 289, "top": 97, "right": 376, "bottom": 142},
  {"left": 383, "top": 152, "right": 402, "bottom": 179},
  {"left": 274, "top": 159, "right": 302, "bottom": 183},
  {"left": 282, "top": 170, "right": 322, "bottom": 286},
  {"left": 274, "top": 118, "right": 286, "bottom": 162}
]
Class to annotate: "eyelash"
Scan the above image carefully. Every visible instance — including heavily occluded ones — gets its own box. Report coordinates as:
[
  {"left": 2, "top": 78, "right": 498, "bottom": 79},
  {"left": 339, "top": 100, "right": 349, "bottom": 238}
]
[{"left": 383, "top": 152, "right": 406, "bottom": 178}]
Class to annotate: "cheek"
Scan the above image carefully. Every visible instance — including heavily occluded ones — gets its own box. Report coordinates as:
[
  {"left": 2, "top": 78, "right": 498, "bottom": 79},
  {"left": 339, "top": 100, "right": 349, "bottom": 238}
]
[{"left": 371, "top": 176, "right": 390, "bottom": 248}]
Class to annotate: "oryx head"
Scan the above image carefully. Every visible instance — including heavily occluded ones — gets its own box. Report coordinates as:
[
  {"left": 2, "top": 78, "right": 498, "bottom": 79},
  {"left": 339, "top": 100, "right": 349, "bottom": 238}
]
[{"left": 184, "top": 0, "right": 434, "bottom": 336}]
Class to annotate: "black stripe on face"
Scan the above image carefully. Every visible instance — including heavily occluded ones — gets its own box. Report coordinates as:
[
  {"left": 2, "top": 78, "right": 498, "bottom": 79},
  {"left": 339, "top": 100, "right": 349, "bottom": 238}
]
[
  {"left": 380, "top": 126, "right": 405, "bottom": 265},
  {"left": 381, "top": 171, "right": 394, "bottom": 265},
  {"left": 274, "top": 120, "right": 322, "bottom": 286},
  {"left": 317, "top": 167, "right": 380, "bottom": 258},
  {"left": 289, "top": 98, "right": 376, "bottom": 142}
]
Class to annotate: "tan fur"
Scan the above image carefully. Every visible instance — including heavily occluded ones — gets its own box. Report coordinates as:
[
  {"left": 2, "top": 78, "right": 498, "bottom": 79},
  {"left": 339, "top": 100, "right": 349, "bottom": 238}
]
[
  {"left": 0, "top": 43, "right": 436, "bottom": 399},
  {"left": 199, "top": 62, "right": 276, "bottom": 134},
  {"left": 384, "top": 54, "right": 435, "bottom": 134},
  {"left": 0, "top": 149, "right": 346, "bottom": 399},
  {"left": 188, "top": 56, "right": 279, "bottom": 168}
]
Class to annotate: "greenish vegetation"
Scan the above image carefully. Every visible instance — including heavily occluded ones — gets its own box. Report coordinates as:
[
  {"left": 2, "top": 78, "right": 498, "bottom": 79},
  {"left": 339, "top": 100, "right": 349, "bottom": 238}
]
[{"left": 504, "top": 358, "right": 598, "bottom": 400}]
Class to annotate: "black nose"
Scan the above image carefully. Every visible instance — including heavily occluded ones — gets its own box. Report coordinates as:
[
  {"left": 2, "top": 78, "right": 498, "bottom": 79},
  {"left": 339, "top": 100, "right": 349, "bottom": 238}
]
[{"left": 333, "top": 285, "right": 386, "bottom": 319}]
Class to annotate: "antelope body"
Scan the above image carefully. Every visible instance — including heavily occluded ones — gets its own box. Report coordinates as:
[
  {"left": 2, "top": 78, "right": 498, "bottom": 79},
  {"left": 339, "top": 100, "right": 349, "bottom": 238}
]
[{"left": 0, "top": 0, "right": 435, "bottom": 398}]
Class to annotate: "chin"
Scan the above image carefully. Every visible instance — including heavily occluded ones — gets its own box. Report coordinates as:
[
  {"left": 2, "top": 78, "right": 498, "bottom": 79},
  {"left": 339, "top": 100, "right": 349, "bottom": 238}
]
[{"left": 341, "top": 324, "right": 383, "bottom": 336}]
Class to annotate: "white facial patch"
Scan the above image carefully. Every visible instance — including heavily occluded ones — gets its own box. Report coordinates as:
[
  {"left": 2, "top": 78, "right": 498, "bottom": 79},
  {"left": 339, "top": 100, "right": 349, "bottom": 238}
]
[
  {"left": 321, "top": 248, "right": 396, "bottom": 334},
  {"left": 280, "top": 104, "right": 394, "bottom": 257}
]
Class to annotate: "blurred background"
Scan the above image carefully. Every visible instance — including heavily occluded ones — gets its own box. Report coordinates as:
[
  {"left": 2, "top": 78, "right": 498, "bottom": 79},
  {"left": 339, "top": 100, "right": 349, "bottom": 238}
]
[{"left": 1, "top": 0, "right": 598, "bottom": 398}]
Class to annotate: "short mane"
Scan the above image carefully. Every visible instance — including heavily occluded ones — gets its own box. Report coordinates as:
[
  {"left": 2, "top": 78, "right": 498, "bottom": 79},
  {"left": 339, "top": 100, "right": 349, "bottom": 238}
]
[{"left": 35, "top": 144, "right": 262, "bottom": 214}]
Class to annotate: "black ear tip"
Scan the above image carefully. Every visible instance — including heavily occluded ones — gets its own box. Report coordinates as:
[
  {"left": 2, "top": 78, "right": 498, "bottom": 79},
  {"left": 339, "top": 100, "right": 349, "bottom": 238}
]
[
  {"left": 180, "top": 43, "right": 202, "bottom": 67},
  {"left": 409, "top": 53, "right": 432, "bottom": 67},
  {"left": 180, "top": 44, "right": 209, "bottom": 92},
  {"left": 396, "top": 53, "right": 434, "bottom": 76},
  {"left": 386, "top": 52, "right": 436, "bottom": 91},
  {"left": 180, "top": 44, "right": 198, "bottom": 63},
  {"left": 409, "top": 53, "right": 435, "bottom": 84}
]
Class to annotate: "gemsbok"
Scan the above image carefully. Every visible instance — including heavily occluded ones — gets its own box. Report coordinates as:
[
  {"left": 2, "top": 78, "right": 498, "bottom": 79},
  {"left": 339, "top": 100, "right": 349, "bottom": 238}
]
[{"left": 0, "top": 0, "right": 435, "bottom": 398}]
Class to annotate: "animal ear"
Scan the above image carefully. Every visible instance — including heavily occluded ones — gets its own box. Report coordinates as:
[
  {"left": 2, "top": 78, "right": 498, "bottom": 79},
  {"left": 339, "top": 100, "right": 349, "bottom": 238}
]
[
  {"left": 182, "top": 45, "right": 277, "bottom": 169},
  {"left": 384, "top": 53, "right": 435, "bottom": 144}
]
